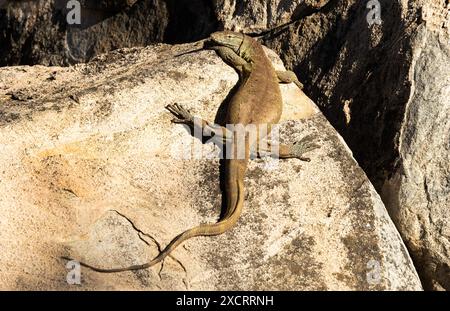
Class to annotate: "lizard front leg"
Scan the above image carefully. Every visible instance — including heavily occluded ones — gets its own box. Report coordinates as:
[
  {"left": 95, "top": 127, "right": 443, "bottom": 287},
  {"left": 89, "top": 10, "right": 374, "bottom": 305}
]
[
  {"left": 252, "top": 134, "right": 319, "bottom": 162},
  {"left": 213, "top": 46, "right": 303, "bottom": 89},
  {"left": 165, "top": 103, "right": 232, "bottom": 145},
  {"left": 212, "top": 46, "right": 251, "bottom": 75},
  {"left": 276, "top": 70, "right": 304, "bottom": 89}
]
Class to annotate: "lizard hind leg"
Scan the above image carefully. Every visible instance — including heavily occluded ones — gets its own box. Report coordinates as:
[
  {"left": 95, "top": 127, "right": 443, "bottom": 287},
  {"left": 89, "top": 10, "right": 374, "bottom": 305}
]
[
  {"left": 252, "top": 134, "right": 319, "bottom": 162},
  {"left": 286, "top": 134, "right": 320, "bottom": 161}
]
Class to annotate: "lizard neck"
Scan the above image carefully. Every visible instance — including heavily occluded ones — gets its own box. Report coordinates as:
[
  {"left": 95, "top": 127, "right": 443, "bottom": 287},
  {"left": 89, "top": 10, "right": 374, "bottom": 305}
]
[{"left": 239, "top": 37, "right": 274, "bottom": 80}]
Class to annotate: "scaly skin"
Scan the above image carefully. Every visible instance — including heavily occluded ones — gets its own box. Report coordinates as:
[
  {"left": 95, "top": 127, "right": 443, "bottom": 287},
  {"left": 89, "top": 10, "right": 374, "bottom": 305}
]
[{"left": 66, "top": 31, "right": 317, "bottom": 273}]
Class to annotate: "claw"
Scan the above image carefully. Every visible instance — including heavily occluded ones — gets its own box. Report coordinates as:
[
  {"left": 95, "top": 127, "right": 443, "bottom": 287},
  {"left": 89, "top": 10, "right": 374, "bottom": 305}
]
[
  {"left": 302, "top": 143, "right": 320, "bottom": 153},
  {"left": 166, "top": 103, "right": 194, "bottom": 125},
  {"left": 291, "top": 134, "right": 319, "bottom": 160},
  {"left": 172, "top": 118, "right": 188, "bottom": 124}
]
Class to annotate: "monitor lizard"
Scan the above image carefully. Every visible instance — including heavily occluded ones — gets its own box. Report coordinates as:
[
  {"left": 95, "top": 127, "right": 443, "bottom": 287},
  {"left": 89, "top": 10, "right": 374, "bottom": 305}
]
[{"left": 67, "top": 31, "right": 318, "bottom": 272}]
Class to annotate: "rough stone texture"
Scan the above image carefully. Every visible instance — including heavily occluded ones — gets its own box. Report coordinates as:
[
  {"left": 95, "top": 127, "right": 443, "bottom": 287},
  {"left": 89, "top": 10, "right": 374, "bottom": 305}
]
[
  {"left": 213, "top": 0, "right": 329, "bottom": 33},
  {"left": 0, "top": 0, "right": 218, "bottom": 66},
  {"left": 0, "top": 43, "right": 421, "bottom": 290},
  {"left": 381, "top": 25, "right": 450, "bottom": 291},
  {"left": 213, "top": 0, "right": 450, "bottom": 291}
]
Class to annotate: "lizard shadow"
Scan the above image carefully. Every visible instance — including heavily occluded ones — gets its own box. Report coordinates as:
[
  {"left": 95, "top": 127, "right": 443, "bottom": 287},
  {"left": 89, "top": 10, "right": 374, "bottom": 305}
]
[
  {"left": 215, "top": 81, "right": 241, "bottom": 220},
  {"left": 180, "top": 76, "right": 242, "bottom": 220}
]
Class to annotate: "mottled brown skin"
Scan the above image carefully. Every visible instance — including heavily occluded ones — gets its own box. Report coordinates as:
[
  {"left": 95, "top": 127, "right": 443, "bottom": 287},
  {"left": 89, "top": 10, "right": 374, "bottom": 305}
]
[{"left": 66, "top": 31, "right": 316, "bottom": 273}]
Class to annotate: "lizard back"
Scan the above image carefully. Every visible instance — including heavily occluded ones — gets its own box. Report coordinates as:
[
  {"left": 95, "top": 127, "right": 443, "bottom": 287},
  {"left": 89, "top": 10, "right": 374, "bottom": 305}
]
[{"left": 225, "top": 35, "right": 283, "bottom": 127}]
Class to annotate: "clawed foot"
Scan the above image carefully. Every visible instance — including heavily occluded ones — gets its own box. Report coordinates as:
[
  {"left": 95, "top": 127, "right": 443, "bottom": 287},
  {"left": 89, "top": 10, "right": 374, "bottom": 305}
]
[
  {"left": 165, "top": 103, "right": 194, "bottom": 125},
  {"left": 290, "top": 134, "right": 319, "bottom": 162}
]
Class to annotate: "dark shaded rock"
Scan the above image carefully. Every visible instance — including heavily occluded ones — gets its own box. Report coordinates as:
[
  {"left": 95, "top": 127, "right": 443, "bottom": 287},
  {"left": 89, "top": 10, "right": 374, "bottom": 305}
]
[{"left": 0, "top": 0, "right": 218, "bottom": 66}]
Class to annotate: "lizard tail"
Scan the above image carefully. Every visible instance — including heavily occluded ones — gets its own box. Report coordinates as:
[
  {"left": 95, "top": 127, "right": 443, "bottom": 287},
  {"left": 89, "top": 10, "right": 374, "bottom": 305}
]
[{"left": 64, "top": 168, "right": 245, "bottom": 273}]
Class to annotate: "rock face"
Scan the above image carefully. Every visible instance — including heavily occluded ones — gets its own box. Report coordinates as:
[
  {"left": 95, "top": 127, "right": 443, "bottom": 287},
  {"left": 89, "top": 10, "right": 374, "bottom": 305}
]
[
  {"left": 381, "top": 25, "right": 450, "bottom": 290},
  {"left": 0, "top": 0, "right": 218, "bottom": 66},
  {"left": 213, "top": 0, "right": 450, "bottom": 291},
  {"left": 212, "top": 0, "right": 330, "bottom": 32},
  {"left": 0, "top": 43, "right": 421, "bottom": 290}
]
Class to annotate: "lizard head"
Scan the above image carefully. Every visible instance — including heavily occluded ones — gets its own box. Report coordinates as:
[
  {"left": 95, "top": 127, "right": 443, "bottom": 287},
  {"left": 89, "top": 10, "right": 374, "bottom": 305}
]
[{"left": 210, "top": 31, "right": 245, "bottom": 54}]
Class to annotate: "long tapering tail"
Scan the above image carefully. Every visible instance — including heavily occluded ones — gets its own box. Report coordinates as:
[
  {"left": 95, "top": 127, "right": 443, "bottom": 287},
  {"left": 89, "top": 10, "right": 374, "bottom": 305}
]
[{"left": 62, "top": 169, "right": 245, "bottom": 273}]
